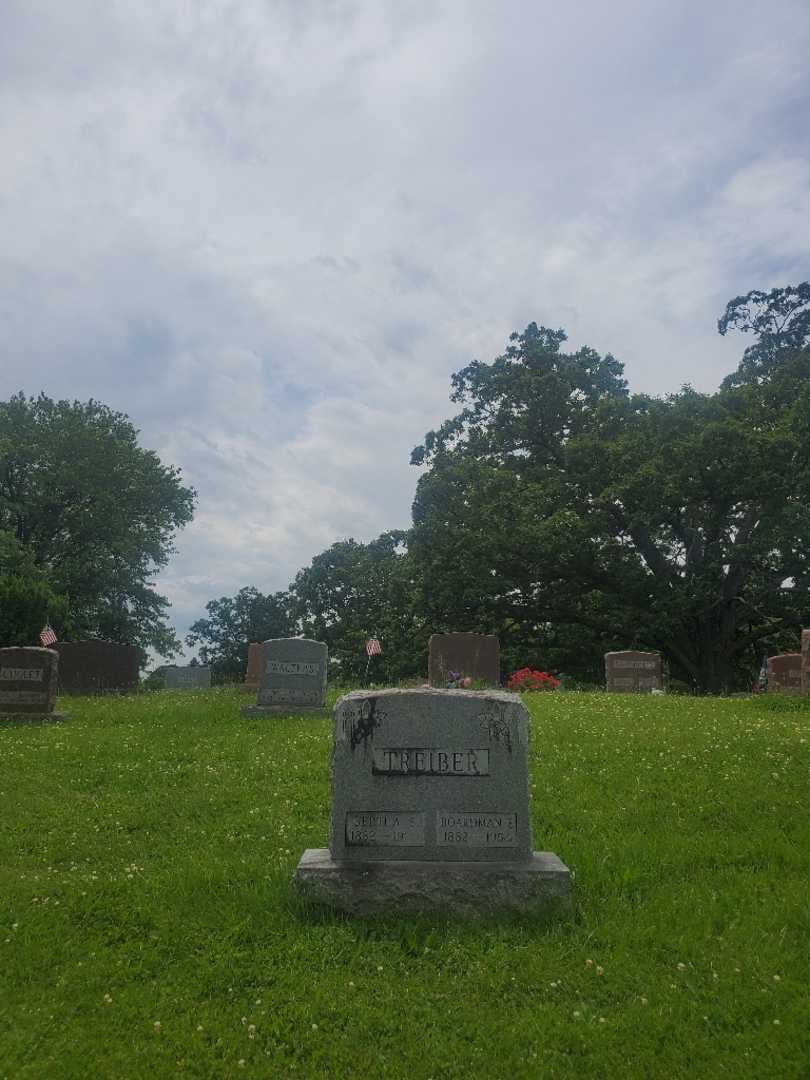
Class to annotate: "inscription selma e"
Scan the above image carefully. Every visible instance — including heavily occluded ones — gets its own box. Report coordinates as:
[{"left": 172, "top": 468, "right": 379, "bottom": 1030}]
[
  {"left": 345, "top": 811, "right": 424, "bottom": 846},
  {"left": 613, "top": 660, "right": 657, "bottom": 670},
  {"left": 0, "top": 667, "right": 44, "bottom": 681},
  {"left": 371, "top": 747, "right": 490, "bottom": 776}
]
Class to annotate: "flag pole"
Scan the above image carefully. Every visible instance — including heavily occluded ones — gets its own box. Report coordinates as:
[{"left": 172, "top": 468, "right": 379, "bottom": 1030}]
[{"left": 364, "top": 633, "right": 381, "bottom": 686}]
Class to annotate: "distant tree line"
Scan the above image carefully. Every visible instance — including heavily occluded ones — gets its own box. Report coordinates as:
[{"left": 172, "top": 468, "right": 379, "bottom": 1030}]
[
  {"left": 190, "top": 283, "right": 810, "bottom": 694},
  {"left": 3, "top": 284, "right": 809, "bottom": 693}
]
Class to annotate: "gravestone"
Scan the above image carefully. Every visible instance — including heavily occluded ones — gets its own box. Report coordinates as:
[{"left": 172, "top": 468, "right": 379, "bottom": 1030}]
[
  {"left": 767, "top": 653, "right": 802, "bottom": 693},
  {"left": 165, "top": 665, "right": 211, "bottom": 690},
  {"left": 242, "top": 642, "right": 263, "bottom": 693},
  {"left": 802, "top": 632, "right": 810, "bottom": 696},
  {"left": 0, "top": 647, "right": 66, "bottom": 722},
  {"left": 294, "top": 688, "right": 572, "bottom": 916},
  {"left": 55, "top": 640, "right": 139, "bottom": 694},
  {"left": 605, "top": 651, "right": 663, "bottom": 692},
  {"left": 428, "top": 633, "right": 500, "bottom": 687},
  {"left": 241, "top": 638, "right": 328, "bottom": 716}
]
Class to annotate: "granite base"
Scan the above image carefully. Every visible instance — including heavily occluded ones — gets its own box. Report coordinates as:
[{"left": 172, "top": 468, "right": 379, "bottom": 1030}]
[
  {"left": 293, "top": 848, "right": 572, "bottom": 917},
  {"left": 240, "top": 704, "right": 329, "bottom": 716}
]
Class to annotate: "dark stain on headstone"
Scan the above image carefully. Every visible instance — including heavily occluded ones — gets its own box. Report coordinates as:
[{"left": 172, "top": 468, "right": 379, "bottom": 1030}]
[
  {"left": 479, "top": 707, "right": 512, "bottom": 752},
  {"left": 350, "top": 698, "right": 385, "bottom": 750}
]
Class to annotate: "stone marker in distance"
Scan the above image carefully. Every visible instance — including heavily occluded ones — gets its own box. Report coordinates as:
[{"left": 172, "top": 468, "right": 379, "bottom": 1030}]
[
  {"left": 428, "top": 632, "right": 500, "bottom": 686},
  {"left": 294, "top": 688, "right": 571, "bottom": 916},
  {"left": 242, "top": 642, "right": 263, "bottom": 693},
  {"left": 802, "top": 632, "right": 810, "bottom": 696},
  {"left": 767, "top": 653, "right": 802, "bottom": 693},
  {"left": 605, "top": 650, "right": 663, "bottom": 692},
  {"left": 241, "top": 638, "right": 328, "bottom": 715},
  {"left": 55, "top": 640, "right": 140, "bottom": 694},
  {"left": 165, "top": 665, "right": 211, "bottom": 690},
  {"left": 0, "top": 647, "right": 67, "bottom": 722}
]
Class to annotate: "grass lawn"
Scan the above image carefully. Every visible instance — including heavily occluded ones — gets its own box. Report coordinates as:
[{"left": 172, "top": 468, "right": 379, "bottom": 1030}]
[{"left": 1, "top": 688, "right": 808, "bottom": 1079}]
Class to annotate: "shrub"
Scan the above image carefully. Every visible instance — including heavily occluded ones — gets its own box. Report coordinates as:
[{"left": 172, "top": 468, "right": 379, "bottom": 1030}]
[{"left": 506, "top": 667, "right": 560, "bottom": 692}]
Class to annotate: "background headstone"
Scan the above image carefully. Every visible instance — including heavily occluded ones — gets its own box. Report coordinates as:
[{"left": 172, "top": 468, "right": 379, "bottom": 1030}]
[
  {"left": 767, "top": 653, "right": 802, "bottom": 693},
  {"left": 243, "top": 642, "right": 263, "bottom": 692},
  {"left": 0, "top": 647, "right": 64, "bottom": 719},
  {"left": 294, "top": 688, "right": 571, "bottom": 915},
  {"left": 55, "top": 641, "right": 139, "bottom": 694},
  {"left": 802, "top": 631, "right": 810, "bottom": 696},
  {"left": 241, "top": 638, "right": 328, "bottom": 715},
  {"left": 165, "top": 665, "right": 211, "bottom": 690},
  {"left": 428, "top": 633, "right": 500, "bottom": 687},
  {"left": 605, "top": 651, "right": 663, "bottom": 692}
]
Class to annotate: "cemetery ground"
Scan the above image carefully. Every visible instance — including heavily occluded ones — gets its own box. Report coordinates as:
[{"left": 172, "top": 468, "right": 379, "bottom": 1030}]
[{"left": 1, "top": 691, "right": 808, "bottom": 1080}]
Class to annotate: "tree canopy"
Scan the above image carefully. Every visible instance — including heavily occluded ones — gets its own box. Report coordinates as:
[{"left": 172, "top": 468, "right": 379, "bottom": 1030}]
[
  {"left": 411, "top": 302, "right": 810, "bottom": 692},
  {"left": 290, "top": 531, "right": 427, "bottom": 683},
  {"left": 0, "top": 393, "right": 195, "bottom": 656},
  {"left": 719, "top": 283, "right": 810, "bottom": 388},
  {"left": 186, "top": 586, "right": 294, "bottom": 680},
  {"left": 0, "top": 529, "right": 68, "bottom": 647}
]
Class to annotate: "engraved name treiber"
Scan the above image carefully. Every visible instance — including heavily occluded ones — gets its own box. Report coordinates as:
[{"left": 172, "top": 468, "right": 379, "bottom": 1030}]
[{"left": 371, "top": 747, "right": 490, "bottom": 776}]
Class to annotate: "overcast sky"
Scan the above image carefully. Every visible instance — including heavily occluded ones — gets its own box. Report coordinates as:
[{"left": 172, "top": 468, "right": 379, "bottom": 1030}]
[{"left": 2, "top": 0, "right": 810, "bottom": 660}]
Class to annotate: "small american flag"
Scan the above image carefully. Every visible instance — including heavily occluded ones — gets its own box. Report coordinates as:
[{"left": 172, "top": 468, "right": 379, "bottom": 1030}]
[
  {"left": 366, "top": 637, "right": 382, "bottom": 657},
  {"left": 39, "top": 624, "right": 57, "bottom": 647}
]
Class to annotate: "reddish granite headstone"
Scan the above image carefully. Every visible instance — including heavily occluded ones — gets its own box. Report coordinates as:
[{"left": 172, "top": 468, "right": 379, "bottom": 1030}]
[
  {"left": 802, "top": 631, "right": 810, "bottom": 696},
  {"left": 55, "top": 640, "right": 139, "bottom": 694},
  {"left": 428, "top": 633, "right": 500, "bottom": 687},
  {"left": 767, "top": 653, "right": 802, "bottom": 694},
  {"left": 0, "top": 647, "right": 61, "bottom": 717},
  {"left": 243, "top": 642, "right": 263, "bottom": 692},
  {"left": 605, "top": 651, "right": 663, "bottom": 692}
]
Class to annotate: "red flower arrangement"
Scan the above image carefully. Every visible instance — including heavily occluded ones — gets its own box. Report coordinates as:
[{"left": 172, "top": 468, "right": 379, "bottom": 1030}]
[{"left": 506, "top": 667, "right": 560, "bottom": 692}]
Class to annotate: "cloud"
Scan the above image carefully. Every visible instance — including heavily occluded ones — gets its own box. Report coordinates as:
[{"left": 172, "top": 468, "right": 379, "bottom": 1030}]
[{"left": 1, "top": 0, "right": 809, "bottom": 656}]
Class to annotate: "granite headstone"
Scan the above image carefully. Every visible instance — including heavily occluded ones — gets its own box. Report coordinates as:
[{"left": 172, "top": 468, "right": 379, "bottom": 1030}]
[
  {"left": 241, "top": 638, "right": 328, "bottom": 716},
  {"left": 165, "top": 665, "right": 211, "bottom": 690},
  {"left": 55, "top": 640, "right": 139, "bottom": 694},
  {"left": 0, "top": 647, "right": 66, "bottom": 721},
  {"left": 243, "top": 642, "right": 263, "bottom": 693},
  {"left": 802, "top": 631, "right": 810, "bottom": 696},
  {"left": 767, "top": 653, "right": 802, "bottom": 693},
  {"left": 605, "top": 651, "right": 663, "bottom": 692},
  {"left": 428, "top": 633, "right": 500, "bottom": 687},
  {"left": 294, "top": 688, "right": 571, "bottom": 916}
]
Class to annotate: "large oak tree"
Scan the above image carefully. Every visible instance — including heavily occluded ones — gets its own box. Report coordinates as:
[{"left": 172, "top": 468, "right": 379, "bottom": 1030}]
[{"left": 411, "top": 299, "right": 810, "bottom": 693}]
